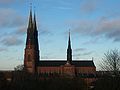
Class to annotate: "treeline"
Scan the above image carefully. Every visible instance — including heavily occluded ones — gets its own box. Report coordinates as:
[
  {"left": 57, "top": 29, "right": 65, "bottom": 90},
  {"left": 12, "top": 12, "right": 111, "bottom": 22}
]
[{"left": 0, "top": 71, "right": 87, "bottom": 90}]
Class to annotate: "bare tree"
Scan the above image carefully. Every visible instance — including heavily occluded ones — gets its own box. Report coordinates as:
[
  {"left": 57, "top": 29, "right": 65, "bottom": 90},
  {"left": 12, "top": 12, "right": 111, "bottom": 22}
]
[
  {"left": 14, "top": 64, "right": 24, "bottom": 71},
  {"left": 101, "top": 49, "right": 120, "bottom": 76}
]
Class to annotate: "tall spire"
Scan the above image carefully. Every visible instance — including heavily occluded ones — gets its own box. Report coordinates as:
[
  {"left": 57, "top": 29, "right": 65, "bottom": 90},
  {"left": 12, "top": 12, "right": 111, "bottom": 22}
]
[
  {"left": 26, "top": 3, "right": 33, "bottom": 46},
  {"left": 24, "top": 4, "right": 40, "bottom": 73},
  {"left": 33, "top": 7, "right": 37, "bottom": 30},
  {"left": 67, "top": 30, "right": 72, "bottom": 64},
  {"left": 28, "top": 3, "right": 33, "bottom": 29},
  {"left": 33, "top": 8, "right": 39, "bottom": 51},
  {"left": 68, "top": 30, "right": 71, "bottom": 49}
]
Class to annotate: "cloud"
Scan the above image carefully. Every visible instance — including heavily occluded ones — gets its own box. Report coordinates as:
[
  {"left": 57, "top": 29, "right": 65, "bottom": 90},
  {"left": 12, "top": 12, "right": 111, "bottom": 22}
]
[
  {"left": 80, "top": 0, "right": 98, "bottom": 13},
  {"left": 0, "top": 8, "right": 25, "bottom": 28},
  {"left": 1, "top": 36, "right": 23, "bottom": 46},
  {"left": 74, "top": 48, "right": 86, "bottom": 52},
  {"left": 73, "top": 48, "right": 93, "bottom": 58},
  {"left": 92, "top": 17, "right": 120, "bottom": 42},
  {"left": 0, "top": 48, "right": 8, "bottom": 52},
  {"left": 69, "top": 16, "right": 120, "bottom": 42},
  {"left": 15, "top": 26, "right": 27, "bottom": 35},
  {"left": 83, "top": 37, "right": 101, "bottom": 45},
  {"left": 39, "top": 30, "right": 51, "bottom": 35},
  {"left": 82, "top": 51, "right": 93, "bottom": 56},
  {"left": 73, "top": 51, "right": 93, "bottom": 57},
  {"left": 39, "top": 26, "right": 53, "bottom": 36}
]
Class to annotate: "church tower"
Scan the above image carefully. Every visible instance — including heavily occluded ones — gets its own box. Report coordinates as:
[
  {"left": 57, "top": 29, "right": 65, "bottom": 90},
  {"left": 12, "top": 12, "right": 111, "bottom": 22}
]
[
  {"left": 67, "top": 30, "right": 72, "bottom": 64},
  {"left": 24, "top": 8, "right": 39, "bottom": 73}
]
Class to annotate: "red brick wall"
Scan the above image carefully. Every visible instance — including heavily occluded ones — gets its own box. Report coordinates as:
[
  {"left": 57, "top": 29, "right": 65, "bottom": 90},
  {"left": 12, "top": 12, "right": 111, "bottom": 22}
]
[
  {"left": 37, "top": 66, "right": 96, "bottom": 85},
  {"left": 37, "top": 67, "right": 61, "bottom": 74},
  {"left": 61, "top": 65, "right": 75, "bottom": 76},
  {"left": 37, "top": 66, "right": 96, "bottom": 74},
  {"left": 76, "top": 67, "right": 96, "bottom": 74}
]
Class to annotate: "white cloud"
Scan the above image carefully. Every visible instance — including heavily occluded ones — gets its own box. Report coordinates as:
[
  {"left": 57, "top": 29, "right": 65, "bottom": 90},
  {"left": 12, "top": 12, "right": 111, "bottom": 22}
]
[
  {"left": 80, "top": 0, "right": 98, "bottom": 13},
  {"left": 15, "top": 26, "right": 27, "bottom": 35},
  {"left": 0, "top": 48, "right": 8, "bottom": 52},
  {"left": 73, "top": 51, "right": 93, "bottom": 57},
  {"left": 74, "top": 48, "right": 86, "bottom": 52},
  {"left": 0, "top": 8, "right": 25, "bottom": 28},
  {"left": 1, "top": 36, "right": 23, "bottom": 46},
  {"left": 69, "top": 16, "right": 120, "bottom": 42}
]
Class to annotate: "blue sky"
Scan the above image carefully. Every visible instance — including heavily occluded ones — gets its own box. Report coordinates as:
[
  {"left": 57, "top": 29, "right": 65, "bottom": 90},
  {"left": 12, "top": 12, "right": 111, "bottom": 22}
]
[{"left": 0, "top": 0, "right": 120, "bottom": 70}]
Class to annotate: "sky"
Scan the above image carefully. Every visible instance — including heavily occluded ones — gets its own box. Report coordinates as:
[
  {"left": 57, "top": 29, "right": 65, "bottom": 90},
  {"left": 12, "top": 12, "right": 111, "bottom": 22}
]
[{"left": 0, "top": 0, "right": 120, "bottom": 70}]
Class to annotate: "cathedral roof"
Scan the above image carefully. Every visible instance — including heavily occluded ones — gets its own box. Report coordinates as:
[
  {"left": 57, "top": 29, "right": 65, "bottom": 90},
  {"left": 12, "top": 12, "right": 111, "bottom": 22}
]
[{"left": 38, "top": 60, "right": 95, "bottom": 67}]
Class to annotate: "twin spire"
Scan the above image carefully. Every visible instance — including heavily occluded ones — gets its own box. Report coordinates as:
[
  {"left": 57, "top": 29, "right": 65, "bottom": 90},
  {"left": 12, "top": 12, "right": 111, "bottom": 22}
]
[
  {"left": 28, "top": 6, "right": 72, "bottom": 64},
  {"left": 26, "top": 7, "right": 38, "bottom": 47},
  {"left": 28, "top": 7, "right": 37, "bottom": 30}
]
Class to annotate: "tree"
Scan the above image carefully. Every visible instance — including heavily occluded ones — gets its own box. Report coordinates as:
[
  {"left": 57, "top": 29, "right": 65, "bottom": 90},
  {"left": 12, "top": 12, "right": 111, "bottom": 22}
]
[
  {"left": 101, "top": 49, "right": 120, "bottom": 76},
  {"left": 14, "top": 64, "right": 24, "bottom": 71},
  {"left": 93, "top": 49, "right": 120, "bottom": 90}
]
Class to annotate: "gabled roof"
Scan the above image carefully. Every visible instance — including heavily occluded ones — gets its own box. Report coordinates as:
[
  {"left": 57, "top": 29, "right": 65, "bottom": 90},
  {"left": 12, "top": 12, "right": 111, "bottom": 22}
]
[{"left": 38, "top": 60, "right": 95, "bottom": 67}]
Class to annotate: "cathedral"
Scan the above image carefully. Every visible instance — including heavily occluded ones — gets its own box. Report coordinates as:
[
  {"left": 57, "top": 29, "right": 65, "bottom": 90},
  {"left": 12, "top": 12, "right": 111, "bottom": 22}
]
[{"left": 24, "top": 9, "right": 96, "bottom": 84}]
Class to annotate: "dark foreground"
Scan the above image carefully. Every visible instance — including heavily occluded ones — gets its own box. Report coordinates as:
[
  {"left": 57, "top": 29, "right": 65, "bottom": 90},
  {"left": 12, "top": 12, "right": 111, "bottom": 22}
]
[{"left": 0, "top": 72, "right": 120, "bottom": 90}]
